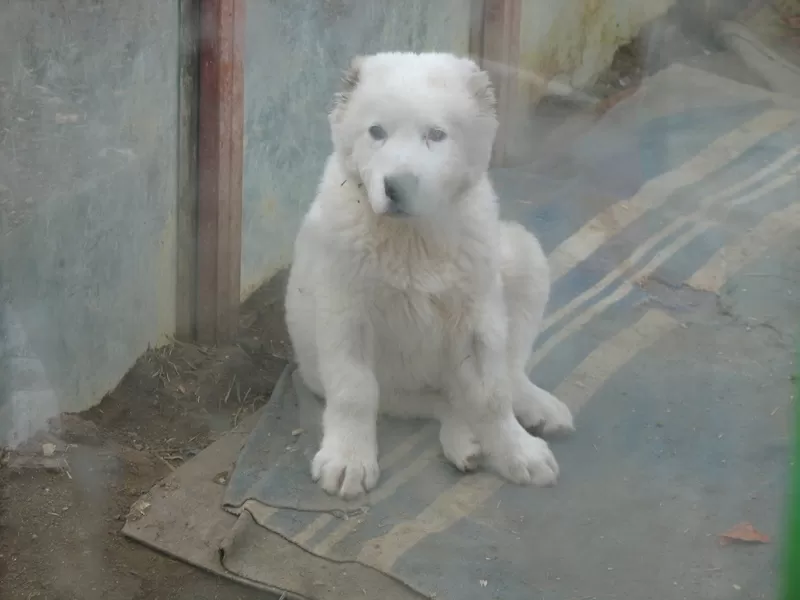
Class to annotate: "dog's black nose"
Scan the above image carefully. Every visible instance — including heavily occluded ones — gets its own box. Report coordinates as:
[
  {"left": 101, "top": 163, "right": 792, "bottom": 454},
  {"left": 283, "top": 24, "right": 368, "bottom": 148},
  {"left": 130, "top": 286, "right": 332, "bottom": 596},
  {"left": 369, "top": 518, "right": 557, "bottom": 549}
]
[
  {"left": 383, "top": 173, "right": 419, "bottom": 210},
  {"left": 384, "top": 177, "right": 401, "bottom": 205}
]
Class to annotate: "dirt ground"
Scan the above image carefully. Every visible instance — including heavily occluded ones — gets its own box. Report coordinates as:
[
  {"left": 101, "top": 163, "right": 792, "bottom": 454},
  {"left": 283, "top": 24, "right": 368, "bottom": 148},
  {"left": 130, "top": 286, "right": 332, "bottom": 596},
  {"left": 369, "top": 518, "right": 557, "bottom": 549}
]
[{"left": 0, "top": 273, "right": 291, "bottom": 600}]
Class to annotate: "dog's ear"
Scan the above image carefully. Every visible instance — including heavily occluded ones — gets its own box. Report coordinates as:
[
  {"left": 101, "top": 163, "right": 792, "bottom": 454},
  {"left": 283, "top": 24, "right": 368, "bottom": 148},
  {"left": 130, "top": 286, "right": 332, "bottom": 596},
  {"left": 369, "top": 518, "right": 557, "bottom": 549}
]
[
  {"left": 330, "top": 55, "right": 364, "bottom": 123},
  {"left": 466, "top": 65, "right": 497, "bottom": 118},
  {"left": 458, "top": 58, "right": 496, "bottom": 118}
]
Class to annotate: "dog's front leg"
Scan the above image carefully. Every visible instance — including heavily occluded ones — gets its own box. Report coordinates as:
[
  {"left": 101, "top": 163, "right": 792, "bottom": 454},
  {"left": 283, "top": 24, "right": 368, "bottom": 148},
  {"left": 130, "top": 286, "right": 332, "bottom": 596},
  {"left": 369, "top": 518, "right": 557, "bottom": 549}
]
[
  {"left": 447, "top": 286, "right": 559, "bottom": 486},
  {"left": 312, "top": 296, "right": 380, "bottom": 499}
]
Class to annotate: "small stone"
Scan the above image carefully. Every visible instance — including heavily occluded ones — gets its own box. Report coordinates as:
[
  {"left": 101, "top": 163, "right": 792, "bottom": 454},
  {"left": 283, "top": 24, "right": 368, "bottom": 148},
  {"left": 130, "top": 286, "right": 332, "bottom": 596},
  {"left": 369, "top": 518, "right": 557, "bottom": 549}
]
[
  {"left": 42, "top": 443, "right": 57, "bottom": 457},
  {"left": 129, "top": 498, "right": 151, "bottom": 520}
]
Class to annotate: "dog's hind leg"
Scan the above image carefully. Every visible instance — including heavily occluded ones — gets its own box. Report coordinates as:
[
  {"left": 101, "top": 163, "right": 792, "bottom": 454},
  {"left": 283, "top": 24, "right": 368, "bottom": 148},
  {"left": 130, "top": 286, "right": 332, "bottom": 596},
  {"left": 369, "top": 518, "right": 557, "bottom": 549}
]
[
  {"left": 438, "top": 407, "right": 482, "bottom": 472},
  {"left": 501, "top": 222, "right": 574, "bottom": 435},
  {"left": 381, "top": 389, "right": 482, "bottom": 472}
]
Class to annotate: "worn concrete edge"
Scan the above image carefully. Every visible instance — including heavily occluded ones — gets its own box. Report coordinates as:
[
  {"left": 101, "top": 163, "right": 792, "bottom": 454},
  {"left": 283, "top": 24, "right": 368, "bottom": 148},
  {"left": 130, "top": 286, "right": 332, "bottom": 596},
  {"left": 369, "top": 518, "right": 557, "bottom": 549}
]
[
  {"left": 118, "top": 364, "right": 323, "bottom": 600},
  {"left": 121, "top": 362, "right": 426, "bottom": 600},
  {"left": 120, "top": 366, "right": 298, "bottom": 597},
  {"left": 118, "top": 408, "right": 292, "bottom": 595}
]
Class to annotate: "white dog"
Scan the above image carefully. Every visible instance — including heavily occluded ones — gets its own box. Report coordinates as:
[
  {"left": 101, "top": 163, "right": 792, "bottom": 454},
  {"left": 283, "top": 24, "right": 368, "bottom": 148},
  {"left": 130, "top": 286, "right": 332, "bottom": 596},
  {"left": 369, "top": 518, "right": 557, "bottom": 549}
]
[{"left": 285, "top": 52, "right": 574, "bottom": 499}]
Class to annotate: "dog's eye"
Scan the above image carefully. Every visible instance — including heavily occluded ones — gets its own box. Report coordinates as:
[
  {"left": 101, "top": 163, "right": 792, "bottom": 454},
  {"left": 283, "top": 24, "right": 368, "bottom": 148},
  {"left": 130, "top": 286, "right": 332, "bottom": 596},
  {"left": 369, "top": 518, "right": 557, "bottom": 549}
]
[
  {"left": 426, "top": 128, "right": 447, "bottom": 142},
  {"left": 368, "top": 125, "right": 387, "bottom": 141}
]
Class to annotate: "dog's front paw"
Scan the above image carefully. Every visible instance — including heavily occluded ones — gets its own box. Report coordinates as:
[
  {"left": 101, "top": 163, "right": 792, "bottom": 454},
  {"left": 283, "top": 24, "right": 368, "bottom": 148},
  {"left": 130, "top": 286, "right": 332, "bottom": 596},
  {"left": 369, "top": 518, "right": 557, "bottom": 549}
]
[
  {"left": 514, "top": 383, "right": 575, "bottom": 436},
  {"left": 439, "top": 417, "right": 482, "bottom": 472},
  {"left": 311, "top": 439, "right": 380, "bottom": 499},
  {"left": 484, "top": 426, "right": 559, "bottom": 487}
]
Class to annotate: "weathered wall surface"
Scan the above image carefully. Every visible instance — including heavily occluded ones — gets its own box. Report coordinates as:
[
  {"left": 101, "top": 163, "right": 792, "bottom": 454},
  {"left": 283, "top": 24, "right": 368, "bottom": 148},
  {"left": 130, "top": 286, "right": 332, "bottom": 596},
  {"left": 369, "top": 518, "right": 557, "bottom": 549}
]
[
  {"left": 0, "top": 1, "right": 179, "bottom": 446},
  {"left": 241, "top": 0, "right": 471, "bottom": 297}
]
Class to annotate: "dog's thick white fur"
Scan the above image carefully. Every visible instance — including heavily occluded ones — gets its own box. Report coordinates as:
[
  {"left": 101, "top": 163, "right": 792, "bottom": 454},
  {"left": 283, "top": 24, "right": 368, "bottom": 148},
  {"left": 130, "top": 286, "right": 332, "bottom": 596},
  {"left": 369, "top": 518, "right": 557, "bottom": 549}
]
[{"left": 285, "top": 52, "right": 574, "bottom": 499}]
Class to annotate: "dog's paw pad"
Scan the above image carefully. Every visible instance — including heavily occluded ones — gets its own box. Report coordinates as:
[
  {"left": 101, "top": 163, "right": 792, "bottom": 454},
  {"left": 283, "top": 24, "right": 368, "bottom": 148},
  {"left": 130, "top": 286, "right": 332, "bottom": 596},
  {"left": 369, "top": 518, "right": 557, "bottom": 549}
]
[{"left": 311, "top": 444, "right": 380, "bottom": 499}]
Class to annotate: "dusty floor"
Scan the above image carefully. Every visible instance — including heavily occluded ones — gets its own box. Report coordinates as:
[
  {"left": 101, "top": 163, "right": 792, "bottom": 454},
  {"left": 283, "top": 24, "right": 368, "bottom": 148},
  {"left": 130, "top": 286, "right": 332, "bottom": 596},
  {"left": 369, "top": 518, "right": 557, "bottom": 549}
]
[{"left": 0, "top": 274, "right": 291, "bottom": 600}]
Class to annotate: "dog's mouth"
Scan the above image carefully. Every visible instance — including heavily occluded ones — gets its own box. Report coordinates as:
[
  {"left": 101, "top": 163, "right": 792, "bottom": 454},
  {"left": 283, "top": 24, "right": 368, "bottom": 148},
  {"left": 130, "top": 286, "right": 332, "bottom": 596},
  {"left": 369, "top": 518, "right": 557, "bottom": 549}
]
[{"left": 383, "top": 202, "right": 411, "bottom": 218}]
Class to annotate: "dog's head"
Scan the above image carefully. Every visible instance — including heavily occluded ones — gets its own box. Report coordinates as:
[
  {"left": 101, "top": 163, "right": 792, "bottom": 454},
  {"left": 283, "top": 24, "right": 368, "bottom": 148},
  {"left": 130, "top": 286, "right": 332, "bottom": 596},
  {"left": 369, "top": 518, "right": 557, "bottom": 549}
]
[{"left": 329, "top": 52, "right": 498, "bottom": 219}]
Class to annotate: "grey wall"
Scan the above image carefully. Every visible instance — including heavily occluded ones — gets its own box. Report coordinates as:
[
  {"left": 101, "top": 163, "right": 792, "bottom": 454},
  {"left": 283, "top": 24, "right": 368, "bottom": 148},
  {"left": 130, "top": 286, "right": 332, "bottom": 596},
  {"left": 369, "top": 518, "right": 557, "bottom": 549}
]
[
  {"left": 0, "top": 1, "right": 179, "bottom": 446},
  {"left": 241, "top": 0, "right": 471, "bottom": 296}
]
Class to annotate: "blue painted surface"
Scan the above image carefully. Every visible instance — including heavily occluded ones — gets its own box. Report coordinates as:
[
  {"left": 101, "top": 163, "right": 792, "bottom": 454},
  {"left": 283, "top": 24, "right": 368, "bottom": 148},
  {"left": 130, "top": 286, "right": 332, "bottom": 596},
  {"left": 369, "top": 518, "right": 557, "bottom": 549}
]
[
  {"left": 223, "top": 77, "right": 800, "bottom": 598},
  {"left": 0, "top": 1, "right": 179, "bottom": 445}
]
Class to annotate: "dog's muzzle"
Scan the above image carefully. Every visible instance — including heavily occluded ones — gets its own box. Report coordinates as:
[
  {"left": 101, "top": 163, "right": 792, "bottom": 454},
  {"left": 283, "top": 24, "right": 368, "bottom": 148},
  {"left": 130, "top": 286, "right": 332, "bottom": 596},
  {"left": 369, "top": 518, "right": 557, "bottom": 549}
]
[{"left": 383, "top": 173, "right": 419, "bottom": 216}]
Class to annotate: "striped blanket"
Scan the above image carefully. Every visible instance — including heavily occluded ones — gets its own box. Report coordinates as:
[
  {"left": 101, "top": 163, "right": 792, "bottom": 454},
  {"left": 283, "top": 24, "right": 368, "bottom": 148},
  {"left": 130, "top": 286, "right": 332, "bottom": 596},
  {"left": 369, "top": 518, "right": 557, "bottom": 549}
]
[{"left": 222, "top": 66, "right": 799, "bottom": 600}]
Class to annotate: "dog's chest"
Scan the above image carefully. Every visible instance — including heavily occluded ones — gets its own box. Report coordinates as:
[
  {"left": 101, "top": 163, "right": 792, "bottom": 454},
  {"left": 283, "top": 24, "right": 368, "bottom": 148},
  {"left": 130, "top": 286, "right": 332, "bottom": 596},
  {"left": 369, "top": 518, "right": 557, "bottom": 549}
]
[
  {"left": 372, "top": 284, "right": 470, "bottom": 331},
  {"left": 368, "top": 284, "right": 473, "bottom": 383},
  {"left": 362, "top": 228, "right": 482, "bottom": 378}
]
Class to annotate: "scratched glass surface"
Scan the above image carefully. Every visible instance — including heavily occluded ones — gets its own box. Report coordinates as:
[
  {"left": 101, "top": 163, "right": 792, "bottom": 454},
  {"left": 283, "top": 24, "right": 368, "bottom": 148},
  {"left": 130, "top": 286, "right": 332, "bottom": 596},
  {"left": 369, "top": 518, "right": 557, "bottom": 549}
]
[{"left": 0, "top": 1, "right": 797, "bottom": 599}]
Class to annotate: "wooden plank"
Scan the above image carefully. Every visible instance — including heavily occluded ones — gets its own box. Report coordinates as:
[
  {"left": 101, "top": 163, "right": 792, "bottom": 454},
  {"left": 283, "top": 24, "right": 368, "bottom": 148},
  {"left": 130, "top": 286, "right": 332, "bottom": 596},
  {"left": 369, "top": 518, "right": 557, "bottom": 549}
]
[
  {"left": 468, "top": 0, "right": 486, "bottom": 63},
  {"left": 176, "top": 0, "right": 200, "bottom": 341},
  {"left": 196, "top": 0, "right": 244, "bottom": 344},
  {"left": 481, "top": 0, "right": 521, "bottom": 167},
  {"left": 229, "top": 0, "right": 244, "bottom": 326}
]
